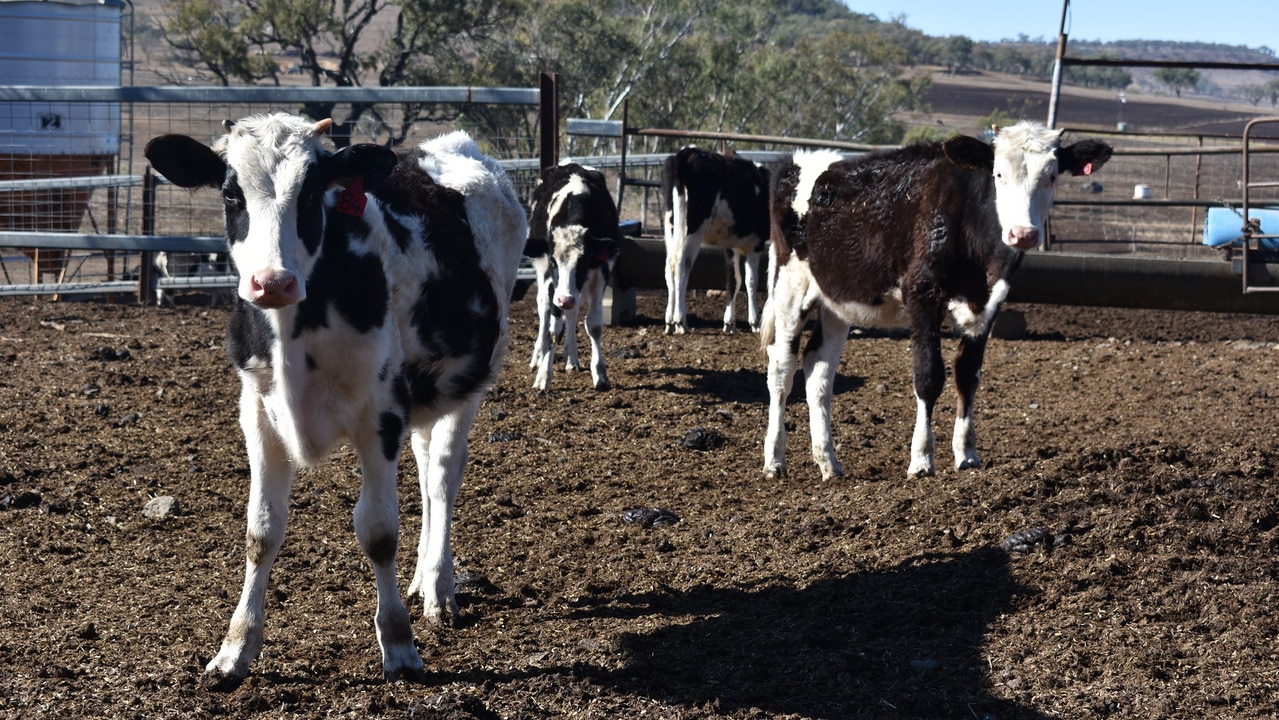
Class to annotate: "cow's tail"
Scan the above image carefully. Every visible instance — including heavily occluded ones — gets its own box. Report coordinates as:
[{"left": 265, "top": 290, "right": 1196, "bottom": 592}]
[
  {"left": 667, "top": 185, "right": 687, "bottom": 248},
  {"left": 759, "top": 243, "right": 777, "bottom": 354}
]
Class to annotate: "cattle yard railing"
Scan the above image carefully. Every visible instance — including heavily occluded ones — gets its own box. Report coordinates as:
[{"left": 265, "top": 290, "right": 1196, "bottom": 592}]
[
  {"left": 0, "top": 82, "right": 557, "bottom": 301},
  {"left": 5, "top": 80, "right": 1279, "bottom": 309},
  {"left": 568, "top": 112, "right": 1279, "bottom": 266}
]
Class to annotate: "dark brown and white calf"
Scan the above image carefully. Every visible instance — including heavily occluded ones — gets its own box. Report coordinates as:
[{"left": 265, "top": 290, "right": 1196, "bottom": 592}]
[
  {"left": 661, "top": 146, "right": 770, "bottom": 334},
  {"left": 524, "top": 163, "right": 620, "bottom": 391},
  {"left": 144, "top": 113, "right": 526, "bottom": 683},
  {"left": 762, "top": 122, "right": 1111, "bottom": 479}
]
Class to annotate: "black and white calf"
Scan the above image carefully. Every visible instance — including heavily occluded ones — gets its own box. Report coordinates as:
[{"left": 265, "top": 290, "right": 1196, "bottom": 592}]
[
  {"left": 144, "top": 114, "right": 527, "bottom": 683},
  {"left": 661, "top": 147, "right": 770, "bottom": 334},
  {"left": 762, "top": 122, "right": 1111, "bottom": 479},
  {"left": 152, "top": 251, "right": 231, "bottom": 305},
  {"left": 523, "top": 163, "right": 620, "bottom": 392}
]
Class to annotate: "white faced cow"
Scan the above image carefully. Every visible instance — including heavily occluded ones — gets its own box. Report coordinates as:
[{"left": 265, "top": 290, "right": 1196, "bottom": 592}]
[
  {"left": 144, "top": 113, "right": 527, "bottom": 684},
  {"left": 524, "top": 163, "right": 621, "bottom": 392},
  {"left": 661, "top": 147, "right": 770, "bottom": 334},
  {"left": 762, "top": 122, "right": 1112, "bottom": 480}
]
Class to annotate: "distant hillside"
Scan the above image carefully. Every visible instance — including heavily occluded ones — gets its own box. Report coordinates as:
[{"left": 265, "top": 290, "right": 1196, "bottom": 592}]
[
  {"left": 912, "top": 68, "right": 1279, "bottom": 138},
  {"left": 778, "top": 0, "right": 1278, "bottom": 105}
]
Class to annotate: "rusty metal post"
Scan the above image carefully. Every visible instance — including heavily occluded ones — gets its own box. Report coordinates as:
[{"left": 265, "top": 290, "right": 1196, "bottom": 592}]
[
  {"left": 539, "top": 72, "right": 559, "bottom": 173},
  {"left": 1191, "top": 136, "right": 1204, "bottom": 246},
  {"left": 139, "top": 167, "right": 155, "bottom": 304},
  {"left": 1046, "top": 0, "right": 1070, "bottom": 128},
  {"left": 617, "top": 99, "right": 630, "bottom": 212}
]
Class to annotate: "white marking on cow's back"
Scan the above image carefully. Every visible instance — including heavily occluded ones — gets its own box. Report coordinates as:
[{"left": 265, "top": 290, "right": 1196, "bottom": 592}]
[
  {"left": 790, "top": 149, "right": 844, "bottom": 220},
  {"left": 415, "top": 129, "right": 527, "bottom": 313}
]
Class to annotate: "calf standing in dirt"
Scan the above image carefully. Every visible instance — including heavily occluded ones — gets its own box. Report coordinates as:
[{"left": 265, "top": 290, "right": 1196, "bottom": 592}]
[
  {"left": 145, "top": 113, "right": 527, "bottom": 684},
  {"left": 524, "top": 162, "right": 621, "bottom": 392},
  {"left": 762, "top": 122, "right": 1111, "bottom": 480},
  {"left": 661, "top": 147, "right": 770, "bottom": 334}
]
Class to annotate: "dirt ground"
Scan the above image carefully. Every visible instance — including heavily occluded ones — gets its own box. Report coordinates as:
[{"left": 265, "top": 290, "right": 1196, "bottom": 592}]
[{"left": 3, "top": 288, "right": 1279, "bottom": 719}]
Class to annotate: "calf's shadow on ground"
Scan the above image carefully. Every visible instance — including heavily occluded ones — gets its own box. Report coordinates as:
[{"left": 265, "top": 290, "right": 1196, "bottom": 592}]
[
  {"left": 598, "top": 547, "right": 1044, "bottom": 719},
  {"left": 455, "top": 547, "right": 1047, "bottom": 719}
]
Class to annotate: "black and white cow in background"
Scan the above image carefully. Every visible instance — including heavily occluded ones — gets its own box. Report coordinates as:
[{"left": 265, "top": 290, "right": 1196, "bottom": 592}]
[
  {"left": 144, "top": 113, "right": 527, "bottom": 683},
  {"left": 762, "top": 122, "right": 1112, "bottom": 480},
  {"left": 152, "top": 251, "right": 232, "bottom": 305},
  {"left": 523, "top": 163, "right": 621, "bottom": 392},
  {"left": 661, "top": 146, "right": 770, "bottom": 334}
]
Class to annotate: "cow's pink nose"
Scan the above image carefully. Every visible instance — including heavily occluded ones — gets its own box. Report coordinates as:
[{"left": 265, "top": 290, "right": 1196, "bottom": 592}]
[
  {"left": 555, "top": 295, "right": 576, "bottom": 310},
  {"left": 250, "top": 270, "right": 301, "bottom": 307},
  {"left": 1007, "top": 227, "right": 1040, "bottom": 250}
]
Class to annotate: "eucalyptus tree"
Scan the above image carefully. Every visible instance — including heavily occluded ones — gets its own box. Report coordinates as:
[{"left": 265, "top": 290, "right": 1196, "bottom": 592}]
[
  {"left": 1154, "top": 67, "right": 1201, "bottom": 98},
  {"left": 157, "top": 0, "right": 516, "bottom": 145}
]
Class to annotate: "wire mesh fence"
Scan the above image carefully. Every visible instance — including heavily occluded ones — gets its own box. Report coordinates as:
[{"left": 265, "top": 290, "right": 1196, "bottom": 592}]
[{"left": 0, "top": 86, "right": 545, "bottom": 300}]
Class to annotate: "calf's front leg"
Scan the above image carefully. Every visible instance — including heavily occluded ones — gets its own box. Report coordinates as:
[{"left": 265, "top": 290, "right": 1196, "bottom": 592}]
[
  {"left": 353, "top": 415, "right": 424, "bottom": 682},
  {"left": 205, "top": 390, "right": 294, "bottom": 683},
  {"left": 560, "top": 301, "right": 583, "bottom": 372},
  {"left": 582, "top": 271, "right": 611, "bottom": 390},
  {"left": 531, "top": 276, "right": 556, "bottom": 392}
]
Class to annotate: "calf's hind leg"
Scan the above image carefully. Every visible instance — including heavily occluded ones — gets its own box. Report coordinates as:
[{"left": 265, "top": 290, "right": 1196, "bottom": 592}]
[
  {"left": 951, "top": 331, "right": 989, "bottom": 470},
  {"left": 408, "top": 398, "right": 482, "bottom": 625},
  {"left": 763, "top": 275, "right": 807, "bottom": 478},
  {"left": 802, "top": 307, "right": 850, "bottom": 480},
  {"left": 721, "top": 250, "right": 740, "bottom": 332}
]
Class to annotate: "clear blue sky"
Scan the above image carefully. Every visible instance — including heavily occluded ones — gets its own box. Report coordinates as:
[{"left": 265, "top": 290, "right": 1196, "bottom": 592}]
[{"left": 843, "top": 1, "right": 1279, "bottom": 52}]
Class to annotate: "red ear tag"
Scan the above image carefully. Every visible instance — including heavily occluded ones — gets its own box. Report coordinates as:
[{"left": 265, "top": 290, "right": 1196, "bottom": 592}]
[
  {"left": 1072, "top": 162, "right": 1094, "bottom": 177},
  {"left": 336, "top": 175, "right": 367, "bottom": 217}
]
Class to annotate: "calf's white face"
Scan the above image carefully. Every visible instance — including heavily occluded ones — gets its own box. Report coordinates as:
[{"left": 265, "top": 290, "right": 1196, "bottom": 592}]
[
  {"left": 143, "top": 113, "right": 399, "bottom": 310},
  {"left": 548, "top": 225, "right": 588, "bottom": 310},
  {"left": 220, "top": 116, "right": 331, "bottom": 307},
  {"left": 990, "top": 123, "right": 1063, "bottom": 251},
  {"left": 546, "top": 174, "right": 591, "bottom": 310}
]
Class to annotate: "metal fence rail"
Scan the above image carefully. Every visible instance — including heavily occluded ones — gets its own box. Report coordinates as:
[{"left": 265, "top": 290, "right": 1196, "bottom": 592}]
[{"left": 6, "top": 80, "right": 1279, "bottom": 303}]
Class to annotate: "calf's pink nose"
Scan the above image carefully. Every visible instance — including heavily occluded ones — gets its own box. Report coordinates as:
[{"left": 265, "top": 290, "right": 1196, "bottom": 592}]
[
  {"left": 250, "top": 270, "right": 301, "bottom": 307},
  {"left": 555, "top": 295, "right": 576, "bottom": 310},
  {"left": 1007, "top": 226, "right": 1040, "bottom": 250}
]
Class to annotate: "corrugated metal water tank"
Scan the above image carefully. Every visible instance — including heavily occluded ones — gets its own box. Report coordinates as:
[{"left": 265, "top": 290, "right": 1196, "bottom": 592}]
[
  {"left": 0, "top": 0, "right": 123, "bottom": 155},
  {"left": 0, "top": 0, "right": 124, "bottom": 280}
]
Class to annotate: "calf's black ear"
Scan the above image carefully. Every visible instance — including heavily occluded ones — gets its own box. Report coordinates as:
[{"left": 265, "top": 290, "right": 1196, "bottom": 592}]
[
  {"left": 587, "top": 237, "right": 621, "bottom": 265},
  {"left": 523, "top": 238, "right": 550, "bottom": 258},
  {"left": 1057, "top": 139, "right": 1114, "bottom": 177},
  {"left": 144, "top": 134, "right": 226, "bottom": 189},
  {"left": 324, "top": 143, "right": 400, "bottom": 189},
  {"left": 942, "top": 135, "right": 995, "bottom": 172}
]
